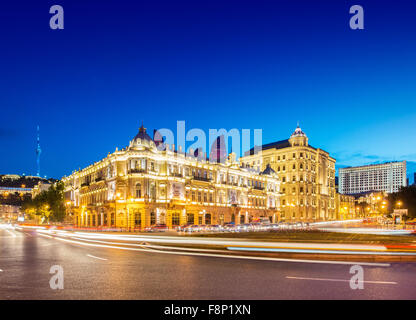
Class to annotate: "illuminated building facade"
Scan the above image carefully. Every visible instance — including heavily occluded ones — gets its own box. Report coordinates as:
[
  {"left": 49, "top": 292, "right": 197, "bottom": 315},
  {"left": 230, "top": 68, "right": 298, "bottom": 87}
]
[
  {"left": 240, "top": 125, "right": 336, "bottom": 222},
  {"left": 62, "top": 125, "right": 281, "bottom": 229},
  {"left": 0, "top": 204, "right": 21, "bottom": 222},
  {"left": 335, "top": 193, "right": 356, "bottom": 220},
  {"left": 339, "top": 161, "right": 407, "bottom": 195},
  {"left": 32, "top": 181, "right": 52, "bottom": 198},
  {"left": 355, "top": 191, "right": 388, "bottom": 217}
]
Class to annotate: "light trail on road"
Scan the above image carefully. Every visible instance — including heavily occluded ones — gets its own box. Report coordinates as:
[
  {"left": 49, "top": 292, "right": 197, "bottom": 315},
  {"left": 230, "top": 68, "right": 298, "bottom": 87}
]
[
  {"left": 8, "top": 224, "right": 416, "bottom": 266},
  {"left": 27, "top": 227, "right": 392, "bottom": 267},
  {"left": 1, "top": 225, "right": 415, "bottom": 299},
  {"left": 86, "top": 254, "right": 108, "bottom": 261},
  {"left": 317, "top": 227, "right": 415, "bottom": 235},
  {"left": 33, "top": 227, "right": 390, "bottom": 252},
  {"left": 227, "top": 246, "right": 416, "bottom": 256},
  {"left": 286, "top": 276, "right": 397, "bottom": 285}
]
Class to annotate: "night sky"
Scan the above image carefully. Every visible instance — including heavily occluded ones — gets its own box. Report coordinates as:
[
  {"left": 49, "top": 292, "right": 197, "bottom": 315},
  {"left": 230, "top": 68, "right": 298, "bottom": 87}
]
[{"left": 1, "top": 0, "right": 415, "bottom": 181}]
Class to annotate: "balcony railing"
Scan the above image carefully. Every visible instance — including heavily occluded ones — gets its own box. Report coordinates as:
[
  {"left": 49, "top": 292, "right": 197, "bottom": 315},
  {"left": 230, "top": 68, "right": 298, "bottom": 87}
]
[
  {"left": 193, "top": 176, "right": 212, "bottom": 182},
  {"left": 171, "top": 172, "right": 183, "bottom": 178},
  {"left": 128, "top": 169, "right": 146, "bottom": 174},
  {"left": 81, "top": 182, "right": 90, "bottom": 187}
]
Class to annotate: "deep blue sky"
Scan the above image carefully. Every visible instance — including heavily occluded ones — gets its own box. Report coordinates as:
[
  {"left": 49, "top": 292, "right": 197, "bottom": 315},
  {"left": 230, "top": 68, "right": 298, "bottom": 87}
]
[{"left": 0, "top": 0, "right": 415, "bottom": 181}]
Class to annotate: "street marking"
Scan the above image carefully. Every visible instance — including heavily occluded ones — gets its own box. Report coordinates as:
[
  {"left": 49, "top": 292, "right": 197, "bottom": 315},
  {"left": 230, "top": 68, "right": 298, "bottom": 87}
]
[
  {"left": 227, "top": 246, "right": 416, "bottom": 256},
  {"left": 286, "top": 276, "right": 397, "bottom": 284},
  {"left": 53, "top": 236, "right": 391, "bottom": 267},
  {"left": 86, "top": 254, "right": 108, "bottom": 261},
  {"left": 0, "top": 269, "right": 3, "bottom": 272}
]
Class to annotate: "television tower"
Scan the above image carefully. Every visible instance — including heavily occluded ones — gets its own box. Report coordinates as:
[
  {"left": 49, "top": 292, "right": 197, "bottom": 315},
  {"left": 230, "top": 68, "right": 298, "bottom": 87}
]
[{"left": 36, "top": 125, "right": 41, "bottom": 177}]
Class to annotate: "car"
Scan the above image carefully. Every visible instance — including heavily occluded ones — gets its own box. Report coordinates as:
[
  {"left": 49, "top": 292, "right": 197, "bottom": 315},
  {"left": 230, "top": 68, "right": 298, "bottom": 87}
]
[
  {"left": 269, "top": 223, "right": 281, "bottom": 230},
  {"left": 145, "top": 224, "right": 168, "bottom": 232},
  {"left": 175, "top": 224, "right": 193, "bottom": 232},
  {"left": 223, "top": 223, "right": 236, "bottom": 232},
  {"left": 236, "top": 224, "right": 252, "bottom": 232},
  {"left": 181, "top": 224, "right": 200, "bottom": 232},
  {"left": 206, "top": 224, "right": 222, "bottom": 232},
  {"left": 406, "top": 220, "right": 416, "bottom": 225}
]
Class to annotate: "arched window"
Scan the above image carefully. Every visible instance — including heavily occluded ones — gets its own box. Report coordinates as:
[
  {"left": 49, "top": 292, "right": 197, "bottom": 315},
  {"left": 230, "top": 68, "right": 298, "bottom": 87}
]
[
  {"left": 150, "top": 183, "right": 156, "bottom": 199},
  {"left": 134, "top": 211, "right": 141, "bottom": 226},
  {"left": 135, "top": 183, "right": 141, "bottom": 198}
]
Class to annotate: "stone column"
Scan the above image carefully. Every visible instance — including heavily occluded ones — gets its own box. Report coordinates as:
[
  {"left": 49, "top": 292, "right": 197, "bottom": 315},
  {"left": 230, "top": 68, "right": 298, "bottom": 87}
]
[
  {"left": 180, "top": 209, "right": 187, "bottom": 225},
  {"left": 235, "top": 210, "right": 240, "bottom": 225},
  {"left": 166, "top": 210, "right": 172, "bottom": 229},
  {"left": 141, "top": 210, "right": 147, "bottom": 229}
]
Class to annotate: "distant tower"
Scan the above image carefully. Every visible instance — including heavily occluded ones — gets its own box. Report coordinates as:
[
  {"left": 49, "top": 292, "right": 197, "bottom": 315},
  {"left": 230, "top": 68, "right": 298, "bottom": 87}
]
[
  {"left": 36, "top": 125, "right": 41, "bottom": 177},
  {"left": 209, "top": 135, "right": 227, "bottom": 163}
]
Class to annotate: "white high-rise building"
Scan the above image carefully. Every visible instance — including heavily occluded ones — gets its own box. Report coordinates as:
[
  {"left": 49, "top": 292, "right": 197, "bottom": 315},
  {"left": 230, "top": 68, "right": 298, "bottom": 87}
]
[{"left": 339, "top": 161, "right": 407, "bottom": 195}]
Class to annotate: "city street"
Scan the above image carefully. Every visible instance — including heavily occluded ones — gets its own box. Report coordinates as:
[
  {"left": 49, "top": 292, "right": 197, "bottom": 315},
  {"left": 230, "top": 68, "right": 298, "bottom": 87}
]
[{"left": 1, "top": 227, "right": 416, "bottom": 300}]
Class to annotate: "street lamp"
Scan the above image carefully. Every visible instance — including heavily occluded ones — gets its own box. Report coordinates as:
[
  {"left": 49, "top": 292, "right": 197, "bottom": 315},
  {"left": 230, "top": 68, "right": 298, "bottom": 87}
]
[{"left": 396, "top": 201, "right": 403, "bottom": 209}]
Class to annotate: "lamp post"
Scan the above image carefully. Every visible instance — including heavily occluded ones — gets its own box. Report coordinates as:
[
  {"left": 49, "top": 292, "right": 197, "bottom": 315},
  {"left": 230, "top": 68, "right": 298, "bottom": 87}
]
[{"left": 396, "top": 201, "right": 404, "bottom": 227}]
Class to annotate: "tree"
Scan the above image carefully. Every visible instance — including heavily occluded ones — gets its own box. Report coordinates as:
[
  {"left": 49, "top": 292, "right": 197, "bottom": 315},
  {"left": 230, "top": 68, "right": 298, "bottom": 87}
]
[
  {"left": 387, "top": 185, "right": 416, "bottom": 219},
  {"left": 22, "top": 181, "right": 66, "bottom": 223}
]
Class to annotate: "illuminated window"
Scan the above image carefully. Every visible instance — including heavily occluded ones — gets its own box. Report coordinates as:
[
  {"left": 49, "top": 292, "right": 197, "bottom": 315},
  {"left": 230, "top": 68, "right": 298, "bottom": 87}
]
[
  {"left": 172, "top": 212, "right": 180, "bottom": 226},
  {"left": 150, "top": 212, "right": 156, "bottom": 225},
  {"left": 134, "top": 211, "right": 141, "bottom": 226}
]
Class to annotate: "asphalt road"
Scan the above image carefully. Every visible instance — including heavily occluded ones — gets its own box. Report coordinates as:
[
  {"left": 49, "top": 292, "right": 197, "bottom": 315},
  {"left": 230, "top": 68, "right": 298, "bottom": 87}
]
[{"left": 1, "top": 228, "right": 416, "bottom": 300}]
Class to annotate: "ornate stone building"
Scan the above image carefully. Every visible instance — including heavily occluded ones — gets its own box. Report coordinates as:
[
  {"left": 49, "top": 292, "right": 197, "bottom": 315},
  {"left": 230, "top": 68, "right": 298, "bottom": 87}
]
[
  {"left": 336, "top": 193, "right": 356, "bottom": 220},
  {"left": 62, "top": 125, "right": 281, "bottom": 229},
  {"left": 240, "top": 125, "right": 336, "bottom": 222}
]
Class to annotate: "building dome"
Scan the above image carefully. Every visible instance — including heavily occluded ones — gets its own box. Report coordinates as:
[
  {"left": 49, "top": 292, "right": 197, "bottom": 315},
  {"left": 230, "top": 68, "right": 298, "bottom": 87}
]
[
  {"left": 134, "top": 124, "right": 152, "bottom": 142},
  {"left": 129, "top": 123, "right": 155, "bottom": 149},
  {"left": 291, "top": 124, "right": 307, "bottom": 138},
  {"left": 260, "top": 164, "right": 276, "bottom": 176},
  {"left": 289, "top": 123, "right": 308, "bottom": 147}
]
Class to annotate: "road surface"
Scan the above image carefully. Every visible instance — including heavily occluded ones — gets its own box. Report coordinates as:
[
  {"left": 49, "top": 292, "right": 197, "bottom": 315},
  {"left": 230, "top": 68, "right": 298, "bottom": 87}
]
[{"left": 1, "top": 227, "right": 416, "bottom": 299}]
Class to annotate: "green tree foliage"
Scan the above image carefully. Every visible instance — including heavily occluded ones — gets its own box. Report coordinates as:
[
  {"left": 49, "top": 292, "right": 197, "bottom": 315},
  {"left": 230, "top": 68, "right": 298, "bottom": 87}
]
[
  {"left": 387, "top": 185, "right": 416, "bottom": 219},
  {"left": 22, "top": 181, "right": 66, "bottom": 223}
]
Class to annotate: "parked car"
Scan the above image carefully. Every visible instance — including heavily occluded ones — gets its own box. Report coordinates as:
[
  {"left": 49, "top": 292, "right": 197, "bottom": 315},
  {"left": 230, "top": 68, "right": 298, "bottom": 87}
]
[
  {"left": 145, "top": 224, "right": 168, "bottom": 232},
  {"left": 269, "top": 223, "right": 281, "bottom": 230}
]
